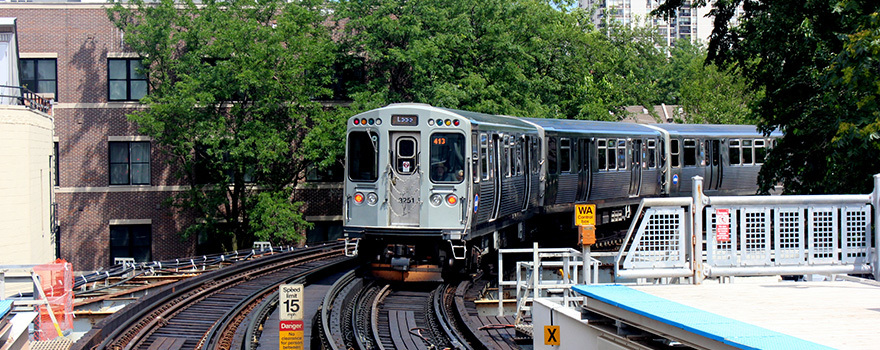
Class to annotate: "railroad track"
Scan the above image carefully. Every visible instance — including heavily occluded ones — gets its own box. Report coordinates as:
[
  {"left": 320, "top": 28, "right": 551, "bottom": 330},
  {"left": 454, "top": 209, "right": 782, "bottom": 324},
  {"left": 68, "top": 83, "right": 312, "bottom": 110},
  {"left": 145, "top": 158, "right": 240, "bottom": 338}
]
[
  {"left": 319, "top": 274, "right": 493, "bottom": 350},
  {"left": 72, "top": 242, "right": 353, "bottom": 350}
]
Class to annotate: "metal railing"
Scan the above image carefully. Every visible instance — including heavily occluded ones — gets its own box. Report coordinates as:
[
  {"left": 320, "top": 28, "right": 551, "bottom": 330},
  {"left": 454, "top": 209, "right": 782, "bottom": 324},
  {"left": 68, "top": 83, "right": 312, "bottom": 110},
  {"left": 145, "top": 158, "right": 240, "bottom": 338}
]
[
  {"left": 615, "top": 174, "right": 880, "bottom": 283},
  {"left": 497, "top": 243, "right": 600, "bottom": 318},
  {"left": 0, "top": 85, "right": 52, "bottom": 114}
]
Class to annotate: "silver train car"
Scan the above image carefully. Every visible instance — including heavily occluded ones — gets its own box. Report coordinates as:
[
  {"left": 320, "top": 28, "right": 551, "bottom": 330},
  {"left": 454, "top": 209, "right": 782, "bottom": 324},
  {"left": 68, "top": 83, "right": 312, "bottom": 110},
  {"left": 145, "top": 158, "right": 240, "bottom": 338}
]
[{"left": 344, "top": 104, "right": 780, "bottom": 281}]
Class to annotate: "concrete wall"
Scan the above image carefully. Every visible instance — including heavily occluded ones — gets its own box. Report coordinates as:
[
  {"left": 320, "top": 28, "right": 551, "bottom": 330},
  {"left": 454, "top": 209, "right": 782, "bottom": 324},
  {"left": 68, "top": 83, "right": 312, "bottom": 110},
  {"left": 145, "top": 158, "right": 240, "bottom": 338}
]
[{"left": 0, "top": 105, "right": 55, "bottom": 265}]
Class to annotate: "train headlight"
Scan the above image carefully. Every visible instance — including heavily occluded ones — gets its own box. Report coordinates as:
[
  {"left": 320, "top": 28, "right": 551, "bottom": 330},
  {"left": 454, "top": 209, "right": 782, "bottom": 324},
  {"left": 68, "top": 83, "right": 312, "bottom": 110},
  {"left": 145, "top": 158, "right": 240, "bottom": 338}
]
[
  {"left": 430, "top": 194, "right": 443, "bottom": 206},
  {"left": 353, "top": 118, "right": 360, "bottom": 125},
  {"left": 354, "top": 192, "right": 365, "bottom": 204},
  {"left": 453, "top": 119, "right": 460, "bottom": 126},
  {"left": 428, "top": 119, "right": 435, "bottom": 126},
  {"left": 446, "top": 194, "right": 458, "bottom": 206},
  {"left": 367, "top": 192, "right": 379, "bottom": 205}
]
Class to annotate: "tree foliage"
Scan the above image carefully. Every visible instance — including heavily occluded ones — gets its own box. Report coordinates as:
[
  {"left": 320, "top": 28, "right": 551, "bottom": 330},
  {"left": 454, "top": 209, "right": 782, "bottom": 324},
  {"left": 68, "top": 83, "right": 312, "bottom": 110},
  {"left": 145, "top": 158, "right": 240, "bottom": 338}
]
[
  {"left": 107, "top": 0, "right": 335, "bottom": 250},
  {"left": 655, "top": 0, "right": 880, "bottom": 194},
  {"left": 661, "top": 40, "right": 758, "bottom": 124},
  {"left": 335, "top": 0, "right": 695, "bottom": 120}
]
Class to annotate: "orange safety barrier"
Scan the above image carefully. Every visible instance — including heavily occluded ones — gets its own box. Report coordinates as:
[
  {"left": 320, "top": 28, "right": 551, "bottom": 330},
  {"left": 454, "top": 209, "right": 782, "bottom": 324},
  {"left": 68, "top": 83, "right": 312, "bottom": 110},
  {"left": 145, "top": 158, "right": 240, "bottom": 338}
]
[{"left": 33, "top": 259, "right": 73, "bottom": 340}]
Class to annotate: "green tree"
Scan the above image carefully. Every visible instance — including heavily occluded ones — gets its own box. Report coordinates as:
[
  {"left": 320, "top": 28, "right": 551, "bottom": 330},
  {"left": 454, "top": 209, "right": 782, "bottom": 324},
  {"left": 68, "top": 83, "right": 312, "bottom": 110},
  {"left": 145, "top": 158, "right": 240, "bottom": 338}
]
[
  {"left": 662, "top": 40, "right": 758, "bottom": 124},
  {"left": 333, "top": 0, "right": 668, "bottom": 121},
  {"left": 654, "top": 0, "right": 880, "bottom": 194},
  {"left": 107, "top": 0, "right": 335, "bottom": 250}
]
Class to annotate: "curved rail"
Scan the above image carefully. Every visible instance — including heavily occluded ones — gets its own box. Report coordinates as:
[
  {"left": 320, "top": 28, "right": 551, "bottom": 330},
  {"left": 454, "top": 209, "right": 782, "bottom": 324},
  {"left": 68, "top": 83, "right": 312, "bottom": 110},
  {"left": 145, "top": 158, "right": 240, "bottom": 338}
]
[
  {"left": 318, "top": 276, "right": 481, "bottom": 350},
  {"left": 72, "top": 242, "right": 349, "bottom": 350}
]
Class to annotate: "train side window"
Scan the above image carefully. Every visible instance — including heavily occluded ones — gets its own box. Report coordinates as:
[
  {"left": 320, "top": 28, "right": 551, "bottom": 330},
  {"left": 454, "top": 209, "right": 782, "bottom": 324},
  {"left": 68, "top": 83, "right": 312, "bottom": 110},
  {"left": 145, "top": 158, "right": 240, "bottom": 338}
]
[
  {"left": 683, "top": 139, "right": 697, "bottom": 167},
  {"left": 607, "top": 138, "right": 618, "bottom": 170},
  {"left": 560, "top": 138, "right": 572, "bottom": 173},
  {"left": 348, "top": 131, "right": 378, "bottom": 181},
  {"left": 504, "top": 136, "right": 512, "bottom": 178},
  {"left": 531, "top": 138, "right": 540, "bottom": 174},
  {"left": 597, "top": 139, "right": 607, "bottom": 171},
  {"left": 754, "top": 139, "right": 766, "bottom": 165},
  {"left": 515, "top": 137, "right": 524, "bottom": 176},
  {"left": 430, "top": 133, "right": 465, "bottom": 183},
  {"left": 729, "top": 139, "right": 740, "bottom": 165},
  {"left": 617, "top": 139, "right": 627, "bottom": 170},
  {"left": 548, "top": 137, "right": 558, "bottom": 175},
  {"left": 472, "top": 133, "right": 479, "bottom": 183},
  {"left": 647, "top": 139, "right": 657, "bottom": 168},
  {"left": 742, "top": 139, "right": 754, "bottom": 165},
  {"left": 670, "top": 139, "right": 680, "bottom": 168},
  {"left": 480, "top": 133, "right": 489, "bottom": 181}
]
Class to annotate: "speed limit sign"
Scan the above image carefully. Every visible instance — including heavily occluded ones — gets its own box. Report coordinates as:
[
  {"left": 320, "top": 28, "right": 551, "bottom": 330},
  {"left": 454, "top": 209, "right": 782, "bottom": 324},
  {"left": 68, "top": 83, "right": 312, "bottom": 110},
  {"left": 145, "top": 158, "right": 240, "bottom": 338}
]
[{"left": 279, "top": 284, "right": 304, "bottom": 321}]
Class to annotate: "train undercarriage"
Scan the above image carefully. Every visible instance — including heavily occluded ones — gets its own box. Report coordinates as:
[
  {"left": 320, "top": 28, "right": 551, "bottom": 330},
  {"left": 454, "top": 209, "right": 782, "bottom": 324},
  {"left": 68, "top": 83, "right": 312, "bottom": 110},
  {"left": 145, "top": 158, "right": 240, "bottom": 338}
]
[{"left": 349, "top": 204, "right": 637, "bottom": 282}]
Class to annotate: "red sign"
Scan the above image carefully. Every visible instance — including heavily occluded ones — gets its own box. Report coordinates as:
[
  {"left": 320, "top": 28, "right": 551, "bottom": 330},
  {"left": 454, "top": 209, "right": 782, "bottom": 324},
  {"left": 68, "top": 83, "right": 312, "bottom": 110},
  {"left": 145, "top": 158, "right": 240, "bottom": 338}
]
[{"left": 716, "top": 209, "right": 730, "bottom": 242}]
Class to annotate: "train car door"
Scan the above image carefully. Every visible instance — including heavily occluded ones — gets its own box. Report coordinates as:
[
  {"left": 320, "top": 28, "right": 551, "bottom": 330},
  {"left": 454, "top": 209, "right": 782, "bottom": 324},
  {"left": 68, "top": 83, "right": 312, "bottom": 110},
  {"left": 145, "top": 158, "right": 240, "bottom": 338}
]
[
  {"left": 490, "top": 133, "right": 503, "bottom": 221},
  {"left": 576, "top": 138, "right": 591, "bottom": 201},
  {"left": 704, "top": 139, "right": 722, "bottom": 190},
  {"left": 389, "top": 132, "right": 420, "bottom": 226},
  {"left": 629, "top": 139, "right": 642, "bottom": 197}
]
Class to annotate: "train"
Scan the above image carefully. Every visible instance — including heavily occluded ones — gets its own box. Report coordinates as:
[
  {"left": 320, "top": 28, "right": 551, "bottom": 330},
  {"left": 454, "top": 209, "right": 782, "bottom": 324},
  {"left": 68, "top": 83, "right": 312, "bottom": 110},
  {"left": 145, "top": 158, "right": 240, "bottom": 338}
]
[{"left": 343, "top": 103, "right": 781, "bottom": 281}]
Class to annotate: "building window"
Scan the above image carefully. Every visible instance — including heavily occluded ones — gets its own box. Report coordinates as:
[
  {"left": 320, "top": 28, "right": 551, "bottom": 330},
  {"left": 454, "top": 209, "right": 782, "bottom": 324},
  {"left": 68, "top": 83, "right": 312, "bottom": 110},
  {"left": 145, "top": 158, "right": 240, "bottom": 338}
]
[
  {"left": 108, "top": 58, "right": 147, "bottom": 101},
  {"left": 109, "top": 141, "right": 151, "bottom": 185},
  {"left": 20, "top": 58, "right": 57, "bottom": 96},
  {"left": 110, "top": 224, "right": 151, "bottom": 263}
]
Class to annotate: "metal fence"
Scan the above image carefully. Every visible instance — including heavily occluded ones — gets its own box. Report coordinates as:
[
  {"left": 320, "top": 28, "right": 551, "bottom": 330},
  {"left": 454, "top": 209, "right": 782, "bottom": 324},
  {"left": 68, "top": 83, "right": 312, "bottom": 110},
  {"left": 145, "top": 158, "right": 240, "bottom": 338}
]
[
  {"left": 0, "top": 85, "right": 52, "bottom": 113},
  {"left": 615, "top": 175, "right": 880, "bottom": 283}
]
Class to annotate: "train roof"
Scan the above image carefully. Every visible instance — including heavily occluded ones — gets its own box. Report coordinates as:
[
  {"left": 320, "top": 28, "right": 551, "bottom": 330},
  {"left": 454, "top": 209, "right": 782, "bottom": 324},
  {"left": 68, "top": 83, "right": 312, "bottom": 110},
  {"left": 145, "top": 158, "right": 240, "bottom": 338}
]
[
  {"left": 648, "top": 123, "right": 782, "bottom": 137},
  {"left": 520, "top": 117, "right": 661, "bottom": 136},
  {"left": 435, "top": 107, "right": 539, "bottom": 129}
]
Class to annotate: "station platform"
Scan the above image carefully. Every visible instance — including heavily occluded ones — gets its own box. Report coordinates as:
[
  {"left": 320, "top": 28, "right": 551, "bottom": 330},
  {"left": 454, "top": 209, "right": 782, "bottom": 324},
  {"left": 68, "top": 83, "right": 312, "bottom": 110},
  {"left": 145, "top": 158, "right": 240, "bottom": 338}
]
[{"left": 531, "top": 278, "right": 880, "bottom": 349}]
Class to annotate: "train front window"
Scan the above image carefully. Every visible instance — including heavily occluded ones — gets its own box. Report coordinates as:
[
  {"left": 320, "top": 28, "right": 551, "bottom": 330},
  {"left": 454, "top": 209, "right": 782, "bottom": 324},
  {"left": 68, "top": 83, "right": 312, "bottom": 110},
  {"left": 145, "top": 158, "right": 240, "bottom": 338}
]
[
  {"left": 348, "top": 131, "right": 378, "bottom": 181},
  {"left": 430, "top": 133, "right": 465, "bottom": 183}
]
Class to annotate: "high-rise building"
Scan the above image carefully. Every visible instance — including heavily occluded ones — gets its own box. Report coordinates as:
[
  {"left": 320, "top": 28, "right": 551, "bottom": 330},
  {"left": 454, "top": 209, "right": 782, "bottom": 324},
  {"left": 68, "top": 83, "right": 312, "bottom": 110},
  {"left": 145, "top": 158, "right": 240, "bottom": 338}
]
[{"left": 580, "top": 0, "right": 730, "bottom": 46}]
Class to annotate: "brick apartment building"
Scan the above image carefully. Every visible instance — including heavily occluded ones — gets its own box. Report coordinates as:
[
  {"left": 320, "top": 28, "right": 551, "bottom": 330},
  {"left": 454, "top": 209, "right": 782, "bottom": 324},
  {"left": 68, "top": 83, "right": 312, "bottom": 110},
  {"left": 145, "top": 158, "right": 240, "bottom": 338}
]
[{"left": 0, "top": 2, "right": 343, "bottom": 271}]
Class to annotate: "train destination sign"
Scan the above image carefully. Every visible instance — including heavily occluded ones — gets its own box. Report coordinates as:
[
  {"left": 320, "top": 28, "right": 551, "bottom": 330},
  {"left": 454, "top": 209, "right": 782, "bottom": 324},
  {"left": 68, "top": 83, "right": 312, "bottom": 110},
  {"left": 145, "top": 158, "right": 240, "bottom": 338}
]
[
  {"left": 575, "top": 204, "right": 596, "bottom": 226},
  {"left": 391, "top": 114, "right": 418, "bottom": 126}
]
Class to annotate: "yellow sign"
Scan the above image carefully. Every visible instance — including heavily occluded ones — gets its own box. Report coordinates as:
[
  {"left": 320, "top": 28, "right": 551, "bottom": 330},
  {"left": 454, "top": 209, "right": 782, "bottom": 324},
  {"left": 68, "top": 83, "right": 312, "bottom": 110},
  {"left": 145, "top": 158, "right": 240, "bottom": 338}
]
[
  {"left": 280, "top": 320, "right": 304, "bottom": 350},
  {"left": 544, "top": 325, "right": 560, "bottom": 346},
  {"left": 575, "top": 204, "right": 596, "bottom": 226}
]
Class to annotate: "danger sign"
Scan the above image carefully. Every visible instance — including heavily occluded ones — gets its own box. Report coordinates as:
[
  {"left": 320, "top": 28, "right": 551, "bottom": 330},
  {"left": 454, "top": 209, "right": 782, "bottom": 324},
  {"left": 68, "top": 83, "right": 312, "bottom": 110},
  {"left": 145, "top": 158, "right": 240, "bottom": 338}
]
[
  {"left": 716, "top": 209, "right": 730, "bottom": 243},
  {"left": 575, "top": 204, "right": 596, "bottom": 226}
]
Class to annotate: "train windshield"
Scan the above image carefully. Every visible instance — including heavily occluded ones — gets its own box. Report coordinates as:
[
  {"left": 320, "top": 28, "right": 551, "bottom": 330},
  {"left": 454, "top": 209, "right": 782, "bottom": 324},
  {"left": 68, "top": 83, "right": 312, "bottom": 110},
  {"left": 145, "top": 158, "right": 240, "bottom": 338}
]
[
  {"left": 430, "top": 133, "right": 465, "bottom": 183},
  {"left": 348, "top": 131, "right": 378, "bottom": 181}
]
